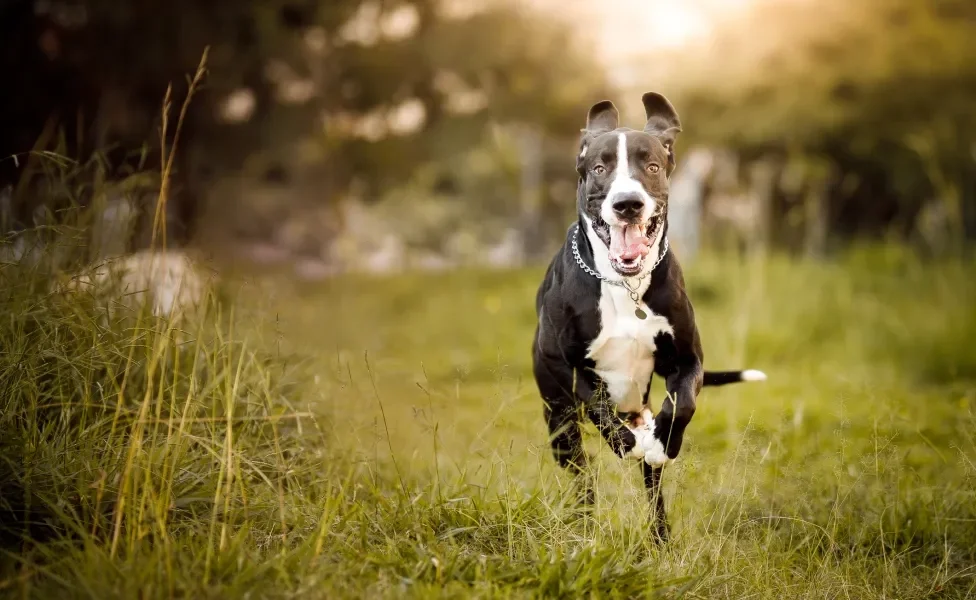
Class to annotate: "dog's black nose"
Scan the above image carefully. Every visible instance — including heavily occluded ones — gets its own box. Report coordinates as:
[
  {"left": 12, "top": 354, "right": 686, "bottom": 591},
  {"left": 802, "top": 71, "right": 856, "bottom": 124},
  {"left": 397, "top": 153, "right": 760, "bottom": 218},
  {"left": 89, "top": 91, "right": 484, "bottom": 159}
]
[{"left": 612, "top": 193, "right": 644, "bottom": 219}]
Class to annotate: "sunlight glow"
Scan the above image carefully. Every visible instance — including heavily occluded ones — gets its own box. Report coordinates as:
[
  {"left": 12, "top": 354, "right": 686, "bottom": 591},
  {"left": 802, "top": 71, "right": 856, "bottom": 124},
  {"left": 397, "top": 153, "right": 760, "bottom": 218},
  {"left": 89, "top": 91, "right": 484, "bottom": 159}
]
[
  {"left": 555, "top": 0, "right": 760, "bottom": 89},
  {"left": 589, "top": 0, "right": 757, "bottom": 54},
  {"left": 644, "top": 3, "right": 711, "bottom": 48}
]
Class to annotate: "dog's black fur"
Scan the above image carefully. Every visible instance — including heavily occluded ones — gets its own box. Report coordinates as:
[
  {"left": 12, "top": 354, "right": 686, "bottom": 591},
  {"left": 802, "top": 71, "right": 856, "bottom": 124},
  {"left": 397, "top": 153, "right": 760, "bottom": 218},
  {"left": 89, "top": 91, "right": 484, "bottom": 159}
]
[{"left": 532, "top": 92, "right": 763, "bottom": 542}]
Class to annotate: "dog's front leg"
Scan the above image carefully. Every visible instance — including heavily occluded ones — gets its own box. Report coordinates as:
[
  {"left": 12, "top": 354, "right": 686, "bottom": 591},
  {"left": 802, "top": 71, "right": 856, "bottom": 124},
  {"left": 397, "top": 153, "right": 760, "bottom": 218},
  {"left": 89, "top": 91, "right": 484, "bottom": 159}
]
[
  {"left": 642, "top": 461, "right": 669, "bottom": 542},
  {"left": 652, "top": 357, "right": 703, "bottom": 463},
  {"left": 579, "top": 375, "right": 666, "bottom": 463},
  {"left": 630, "top": 403, "right": 670, "bottom": 541},
  {"left": 583, "top": 382, "right": 672, "bottom": 541}
]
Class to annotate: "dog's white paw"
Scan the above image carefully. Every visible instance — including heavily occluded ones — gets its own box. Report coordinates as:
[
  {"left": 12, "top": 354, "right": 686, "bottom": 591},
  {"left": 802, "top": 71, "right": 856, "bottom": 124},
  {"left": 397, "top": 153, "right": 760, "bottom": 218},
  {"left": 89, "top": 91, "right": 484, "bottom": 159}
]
[
  {"left": 641, "top": 436, "right": 670, "bottom": 466},
  {"left": 627, "top": 418, "right": 671, "bottom": 466}
]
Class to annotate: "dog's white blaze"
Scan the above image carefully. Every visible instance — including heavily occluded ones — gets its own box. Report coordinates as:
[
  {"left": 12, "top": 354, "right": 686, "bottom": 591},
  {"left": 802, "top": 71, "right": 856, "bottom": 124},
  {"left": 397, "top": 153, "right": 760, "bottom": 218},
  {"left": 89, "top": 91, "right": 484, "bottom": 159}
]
[{"left": 601, "top": 133, "right": 656, "bottom": 226}]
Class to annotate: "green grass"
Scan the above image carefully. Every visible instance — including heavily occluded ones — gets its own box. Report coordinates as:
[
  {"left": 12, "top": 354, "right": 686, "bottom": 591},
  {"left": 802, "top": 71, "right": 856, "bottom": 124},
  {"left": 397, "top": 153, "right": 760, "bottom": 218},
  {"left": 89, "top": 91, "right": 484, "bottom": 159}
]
[{"left": 2, "top": 242, "right": 976, "bottom": 598}]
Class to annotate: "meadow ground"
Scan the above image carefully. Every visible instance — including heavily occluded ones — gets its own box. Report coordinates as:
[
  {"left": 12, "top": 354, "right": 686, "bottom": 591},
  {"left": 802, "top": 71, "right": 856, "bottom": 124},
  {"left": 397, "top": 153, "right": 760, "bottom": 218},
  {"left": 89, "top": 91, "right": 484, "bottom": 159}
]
[{"left": 1, "top": 245, "right": 975, "bottom": 599}]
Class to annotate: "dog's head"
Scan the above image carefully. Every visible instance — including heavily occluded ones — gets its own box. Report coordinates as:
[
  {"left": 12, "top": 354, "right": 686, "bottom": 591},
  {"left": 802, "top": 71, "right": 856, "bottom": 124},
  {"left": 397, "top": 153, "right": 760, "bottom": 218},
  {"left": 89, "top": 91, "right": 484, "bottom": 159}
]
[{"left": 576, "top": 92, "right": 681, "bottom": 276}]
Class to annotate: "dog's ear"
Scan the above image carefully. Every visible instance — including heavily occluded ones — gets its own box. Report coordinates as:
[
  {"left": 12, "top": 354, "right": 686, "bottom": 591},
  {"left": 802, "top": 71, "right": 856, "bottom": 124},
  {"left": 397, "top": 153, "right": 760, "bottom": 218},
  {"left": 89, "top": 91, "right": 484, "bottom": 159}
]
[
  {"left": 578, "top": 100, "right": 619, "bottom": 176},
  {"left": 585, "top": 100, "right": 619, "bottom": 134},
  {"left": 642, "top": 92, "right": 681, "bottom": 170}
]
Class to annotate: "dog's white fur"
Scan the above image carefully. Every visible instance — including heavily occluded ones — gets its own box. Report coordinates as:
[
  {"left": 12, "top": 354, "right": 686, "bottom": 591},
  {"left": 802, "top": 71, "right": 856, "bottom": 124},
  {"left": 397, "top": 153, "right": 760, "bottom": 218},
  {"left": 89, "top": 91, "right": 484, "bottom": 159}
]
[
  {"left": 627, "top": 408, "right": 670, "bottom": 466},
  {"left": 742, "top": 369, "right": 767, "bottom": 381}
]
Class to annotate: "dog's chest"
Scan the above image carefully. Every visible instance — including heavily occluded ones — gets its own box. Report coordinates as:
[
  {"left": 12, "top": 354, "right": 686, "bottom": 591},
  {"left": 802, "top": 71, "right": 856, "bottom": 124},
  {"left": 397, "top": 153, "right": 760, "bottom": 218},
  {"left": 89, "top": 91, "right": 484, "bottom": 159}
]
[{"left": 586, "top": 284, "right": 673, "bottom": 412}]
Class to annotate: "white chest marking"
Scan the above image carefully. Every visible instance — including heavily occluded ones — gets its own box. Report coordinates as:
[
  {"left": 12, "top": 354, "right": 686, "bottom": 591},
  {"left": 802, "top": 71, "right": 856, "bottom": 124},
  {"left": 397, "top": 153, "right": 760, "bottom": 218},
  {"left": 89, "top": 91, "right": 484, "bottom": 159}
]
[
  {"left": 586, "top": 283, "right": 673, "bottom": 412},
  {"left": 579, "top": 213, "right": 671, "bottom": 413}
]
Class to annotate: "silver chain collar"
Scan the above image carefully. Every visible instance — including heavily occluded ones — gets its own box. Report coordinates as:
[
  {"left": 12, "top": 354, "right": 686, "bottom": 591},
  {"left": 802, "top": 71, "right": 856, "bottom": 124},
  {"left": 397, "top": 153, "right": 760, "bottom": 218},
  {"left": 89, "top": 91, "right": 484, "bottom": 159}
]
[{"left": 571, "top": 221, "right": 669, "bottom": 319}]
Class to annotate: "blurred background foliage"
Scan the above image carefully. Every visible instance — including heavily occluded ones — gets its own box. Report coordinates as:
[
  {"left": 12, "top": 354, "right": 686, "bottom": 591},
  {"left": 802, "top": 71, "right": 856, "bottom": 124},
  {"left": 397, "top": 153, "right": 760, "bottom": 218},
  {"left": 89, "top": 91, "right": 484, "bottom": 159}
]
[
  {"left": 1, "top": 0, "right": 975, "bottom": 272},
  {"left": 654, "top": 0, "right": 976, "bottom": 249}
]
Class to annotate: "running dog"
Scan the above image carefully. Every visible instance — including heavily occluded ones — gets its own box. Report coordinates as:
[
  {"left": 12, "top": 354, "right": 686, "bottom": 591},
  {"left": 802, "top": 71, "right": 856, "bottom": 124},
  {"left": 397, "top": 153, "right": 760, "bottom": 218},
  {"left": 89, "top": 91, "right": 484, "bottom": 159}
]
[{"left": 531, "top": 92, "right": 766, "bottom": 541}]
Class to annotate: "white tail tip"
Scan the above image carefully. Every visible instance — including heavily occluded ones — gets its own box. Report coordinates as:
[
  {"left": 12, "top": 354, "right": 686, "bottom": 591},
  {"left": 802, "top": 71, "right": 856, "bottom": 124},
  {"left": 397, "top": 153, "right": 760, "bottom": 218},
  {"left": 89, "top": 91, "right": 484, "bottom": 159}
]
[{"left": 742, "top": 369, "right": 767, "bottom": 382}]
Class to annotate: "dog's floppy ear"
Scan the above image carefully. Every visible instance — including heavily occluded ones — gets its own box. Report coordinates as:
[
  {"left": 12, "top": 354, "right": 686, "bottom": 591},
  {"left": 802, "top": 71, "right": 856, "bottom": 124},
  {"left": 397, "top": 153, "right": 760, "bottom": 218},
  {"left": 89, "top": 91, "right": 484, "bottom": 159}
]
[{"left": 642, "top": 92, "right": 681, "bottom": 170}]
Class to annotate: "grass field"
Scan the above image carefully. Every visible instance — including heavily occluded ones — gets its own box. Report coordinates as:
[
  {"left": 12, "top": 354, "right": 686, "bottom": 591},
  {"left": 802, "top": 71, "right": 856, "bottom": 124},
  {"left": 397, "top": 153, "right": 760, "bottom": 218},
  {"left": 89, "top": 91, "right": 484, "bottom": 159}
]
[{"left": 2, "top": 244, "right": 975, "bottom": 598}]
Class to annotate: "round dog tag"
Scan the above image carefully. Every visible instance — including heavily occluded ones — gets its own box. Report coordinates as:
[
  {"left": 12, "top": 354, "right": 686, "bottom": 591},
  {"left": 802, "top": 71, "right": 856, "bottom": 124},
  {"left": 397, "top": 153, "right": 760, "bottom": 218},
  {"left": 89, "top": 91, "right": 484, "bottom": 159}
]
[{"left": 634, "top": 307, "right": 648, "bottom": 320}]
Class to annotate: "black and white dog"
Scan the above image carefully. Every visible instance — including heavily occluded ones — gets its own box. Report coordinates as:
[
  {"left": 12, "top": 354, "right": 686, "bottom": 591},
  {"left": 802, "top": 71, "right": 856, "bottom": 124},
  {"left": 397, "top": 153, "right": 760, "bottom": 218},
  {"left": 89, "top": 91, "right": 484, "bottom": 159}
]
[{"left": 531, "top": 92, "right": 766, "bottom": 540}]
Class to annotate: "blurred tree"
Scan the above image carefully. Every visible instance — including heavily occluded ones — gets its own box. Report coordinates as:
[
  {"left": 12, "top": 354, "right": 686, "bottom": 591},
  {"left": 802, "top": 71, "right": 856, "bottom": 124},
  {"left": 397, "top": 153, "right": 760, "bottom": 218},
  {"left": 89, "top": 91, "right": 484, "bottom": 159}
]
[
  {"left": 0, "top": 0, "right": 609, "bottom": 254},
  {"left": 660, "top": 0, "right": 976, "bottom": 247}
]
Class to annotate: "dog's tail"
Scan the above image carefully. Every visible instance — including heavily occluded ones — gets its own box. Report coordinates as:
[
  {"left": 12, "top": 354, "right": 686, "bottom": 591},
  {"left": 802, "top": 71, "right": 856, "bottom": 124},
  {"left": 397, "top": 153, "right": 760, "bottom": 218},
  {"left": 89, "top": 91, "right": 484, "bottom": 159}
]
[{"left": 703, "top": 369, "right": 767, "bottom": 387}]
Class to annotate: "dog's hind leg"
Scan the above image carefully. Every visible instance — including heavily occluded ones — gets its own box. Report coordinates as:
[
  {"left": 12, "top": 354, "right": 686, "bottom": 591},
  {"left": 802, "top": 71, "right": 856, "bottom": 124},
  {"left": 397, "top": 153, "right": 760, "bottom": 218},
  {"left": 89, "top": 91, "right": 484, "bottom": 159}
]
[
  {"left": 534, "top": 338, "right": 595, "bottom": 506},
  {"left": 642, "top": 461, "right": 670, "bottom": 543},
  {"left": 542, "top": 388, "right": 587, "bottom": 472},
  {"left": 543, "top": 399, "right": 593, "bottom": 506}
]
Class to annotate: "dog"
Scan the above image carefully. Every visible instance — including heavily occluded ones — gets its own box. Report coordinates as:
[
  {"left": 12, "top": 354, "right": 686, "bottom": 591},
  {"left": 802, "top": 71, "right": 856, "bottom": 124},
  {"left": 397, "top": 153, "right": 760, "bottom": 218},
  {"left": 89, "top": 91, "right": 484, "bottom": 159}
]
[{"left": 531, "top": 92, "right": 766, "bottom": 541}]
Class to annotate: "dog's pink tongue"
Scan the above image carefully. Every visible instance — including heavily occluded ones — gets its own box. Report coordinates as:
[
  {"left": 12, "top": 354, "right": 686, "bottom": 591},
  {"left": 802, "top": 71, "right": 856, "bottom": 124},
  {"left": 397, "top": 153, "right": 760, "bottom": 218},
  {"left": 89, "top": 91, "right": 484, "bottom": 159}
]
[{"left": 610, "top": 225, "right": 650, "bottom": 261}]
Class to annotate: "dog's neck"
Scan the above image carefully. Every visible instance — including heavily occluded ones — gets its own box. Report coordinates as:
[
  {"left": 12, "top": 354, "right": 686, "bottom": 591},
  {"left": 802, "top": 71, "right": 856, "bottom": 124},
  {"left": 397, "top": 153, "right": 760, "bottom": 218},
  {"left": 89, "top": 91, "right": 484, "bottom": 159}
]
[{"left": 577, "top": 213, "right": 667, "bottom": 289}]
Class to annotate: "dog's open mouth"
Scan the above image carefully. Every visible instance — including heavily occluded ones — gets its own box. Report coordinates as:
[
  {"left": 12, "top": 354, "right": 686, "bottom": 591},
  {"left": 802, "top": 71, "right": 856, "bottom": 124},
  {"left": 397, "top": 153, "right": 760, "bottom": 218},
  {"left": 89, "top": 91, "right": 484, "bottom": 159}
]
[{"left": 593, "top": 216, "right": 660, "bottom": 276}]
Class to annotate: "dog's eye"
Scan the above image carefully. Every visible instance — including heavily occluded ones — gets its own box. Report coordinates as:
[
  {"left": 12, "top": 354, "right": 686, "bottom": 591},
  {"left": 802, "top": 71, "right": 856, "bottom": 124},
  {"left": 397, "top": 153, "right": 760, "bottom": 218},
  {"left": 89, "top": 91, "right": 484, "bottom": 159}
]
[
  {"left": 592, "top": 165, "right": 606, "bottom": 176},
  {"left": 646, "top": 164, "right": 661, "bottom": 174}
]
